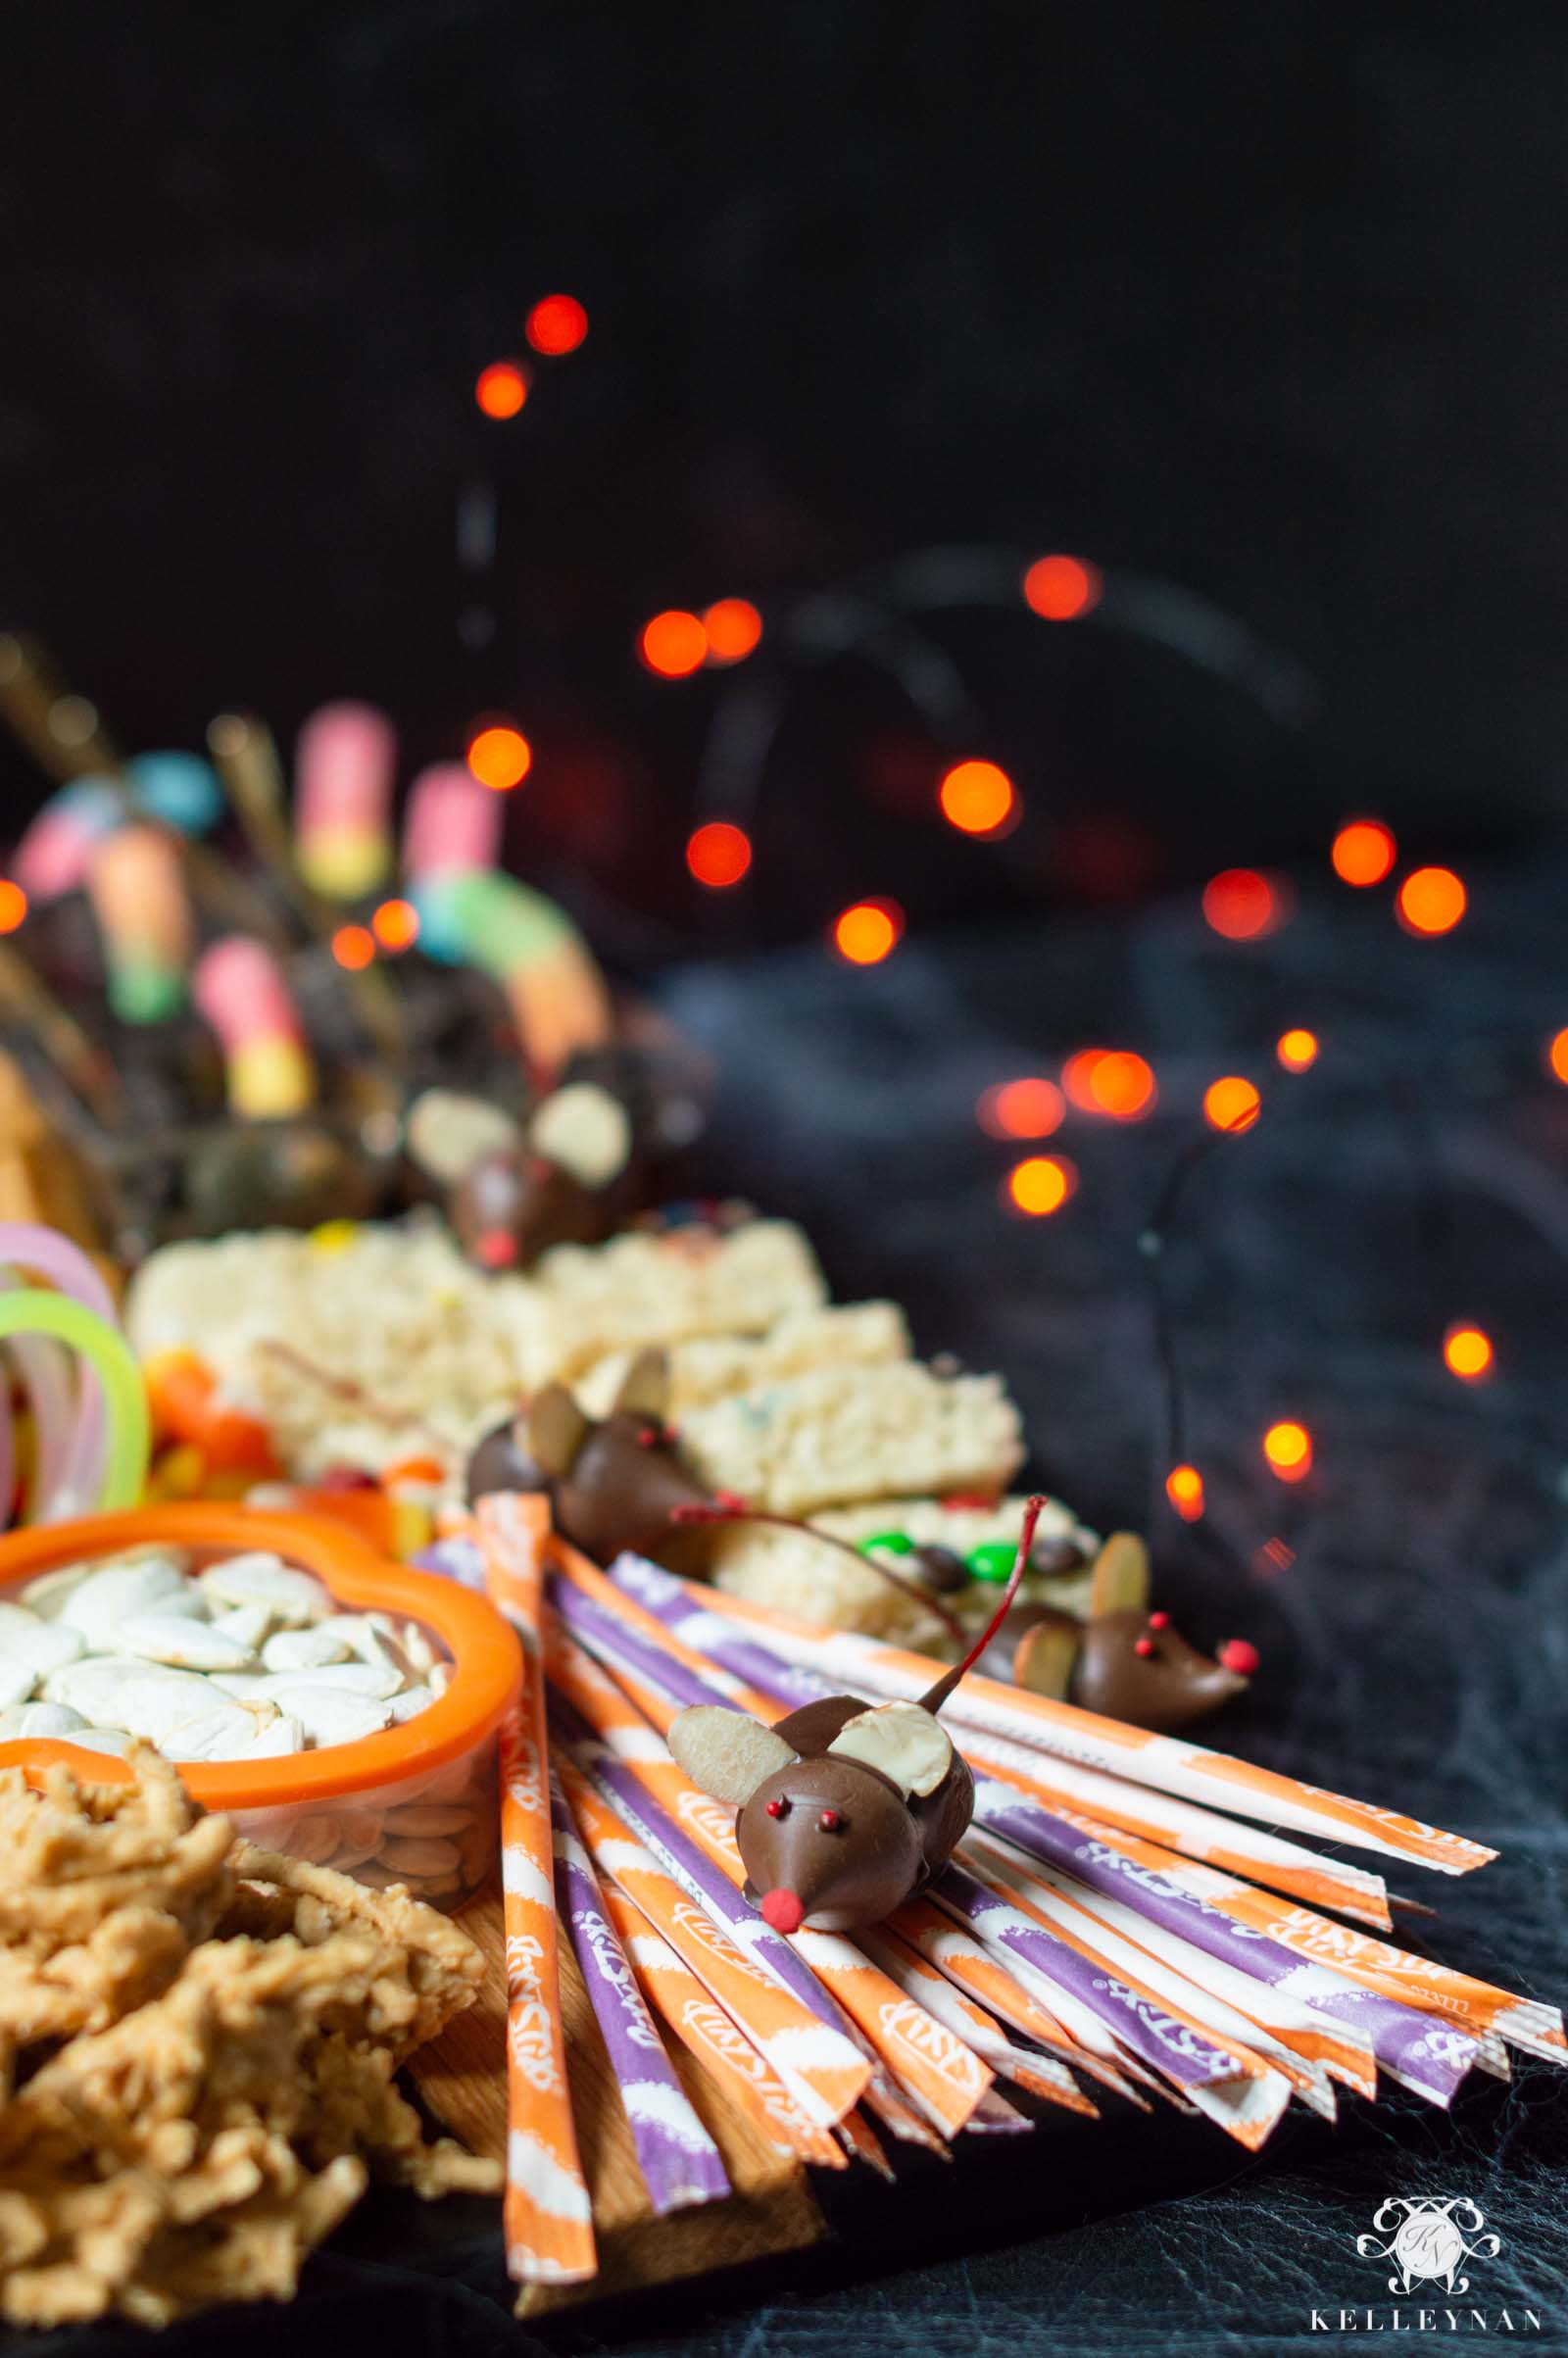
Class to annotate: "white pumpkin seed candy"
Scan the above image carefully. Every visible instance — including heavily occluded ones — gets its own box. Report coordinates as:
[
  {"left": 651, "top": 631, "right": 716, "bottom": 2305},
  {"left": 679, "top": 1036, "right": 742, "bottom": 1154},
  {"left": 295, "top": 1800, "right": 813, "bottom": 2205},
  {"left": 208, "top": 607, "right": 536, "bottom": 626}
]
[
  {"left": 262, "top": 1625, "right": 352, "bottom": 1673},
  {"left": 212, "top": 1602, "right": 273, "bottom": 1649},
  {"left": 198, "top": 1554, "right": 329, "bottom": 1624},
  {"left": 117, "top": 1614, "right": 257, "bottom": 1672},
  {"left": 273, "top": 1687, "right": 393, "bottom": 1746},
  {"left": 0, "top": 1621, "right": 85, "bottom": 1681},
  {"left": 1, "top": 1536, "right": 464, "bottom": 1912},
  {"left": 0, "top": 1699, "right": 87, "bottom": 1739}
]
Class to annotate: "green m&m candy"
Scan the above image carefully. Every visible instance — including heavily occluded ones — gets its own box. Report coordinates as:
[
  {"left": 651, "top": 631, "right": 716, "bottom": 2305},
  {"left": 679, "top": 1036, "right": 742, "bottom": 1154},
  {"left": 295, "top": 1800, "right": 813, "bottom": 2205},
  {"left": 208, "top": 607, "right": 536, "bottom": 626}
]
[
  {"left": 858, "top": 1530, "right": 914, "bottom": 1557},
  {"left": 966, "top": 1541, "right": 1017, "bottom": 1584}
]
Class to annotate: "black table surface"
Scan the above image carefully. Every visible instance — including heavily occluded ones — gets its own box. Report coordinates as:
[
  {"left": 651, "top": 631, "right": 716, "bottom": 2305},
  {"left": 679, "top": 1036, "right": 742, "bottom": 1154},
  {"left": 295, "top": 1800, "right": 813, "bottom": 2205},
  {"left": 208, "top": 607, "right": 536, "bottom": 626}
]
[{"left": 25, "top": 854, "right": 1568, "bottom": 2356}]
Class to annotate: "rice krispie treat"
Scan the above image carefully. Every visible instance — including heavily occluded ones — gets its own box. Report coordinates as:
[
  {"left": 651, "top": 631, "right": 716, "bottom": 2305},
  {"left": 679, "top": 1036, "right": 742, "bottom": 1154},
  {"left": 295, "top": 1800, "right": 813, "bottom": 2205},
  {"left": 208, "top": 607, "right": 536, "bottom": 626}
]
[
  {"left": 573, "top": 1300, "right": 910, "bottom": 1419},
  {"left": 677, "top": 1360, "right": 1024, "bottom": 1518},
  {"left": 511, "top": 1217, "right": 826, "bottom": 1389},
  {"left": 125, "top": 1215, "right": 827, "bottom": 1480},
  {"left": 707, "top": 1491, "right": 1098, "bottom": 1644}
]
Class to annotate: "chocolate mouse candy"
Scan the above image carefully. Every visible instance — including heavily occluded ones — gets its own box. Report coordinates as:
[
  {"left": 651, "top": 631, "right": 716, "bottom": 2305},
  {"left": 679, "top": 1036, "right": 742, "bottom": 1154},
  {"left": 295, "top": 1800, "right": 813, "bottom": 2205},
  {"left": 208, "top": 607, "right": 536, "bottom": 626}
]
[
  {"left": 466, "top": 1348, "right": 714, "bottom": 1562},
  {"left": 670, "top": 1691, "right": 974, "bottom": 1935}
]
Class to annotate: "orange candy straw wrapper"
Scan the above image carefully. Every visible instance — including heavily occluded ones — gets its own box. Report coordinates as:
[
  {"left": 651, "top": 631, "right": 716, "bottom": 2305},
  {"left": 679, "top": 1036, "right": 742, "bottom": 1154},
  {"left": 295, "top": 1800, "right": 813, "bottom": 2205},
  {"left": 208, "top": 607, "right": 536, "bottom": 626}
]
[
  {"left": 474, "top": 1495, "right": 597, "bottom": 2288},
  {"left": 685, "top": 1581, "right": 1496, "bottom": 1878},
  {"left": 587, "top": 1809, "right": 845, "bottom": 2167},
  {"left": 545, "top": 1613, "right": 952, "bottom": 2148},
  {"left": 551, "top": 1750, "right": 866, "bottom": 2136},
  {"left": 546, "top": 1577, "right": 997, "bottom": 2139}
]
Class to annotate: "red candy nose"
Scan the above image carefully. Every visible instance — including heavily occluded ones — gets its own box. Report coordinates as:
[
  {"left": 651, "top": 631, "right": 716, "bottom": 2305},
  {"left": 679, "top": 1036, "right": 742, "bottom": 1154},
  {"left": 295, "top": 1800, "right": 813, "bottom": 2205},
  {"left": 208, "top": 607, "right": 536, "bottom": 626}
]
[
  {"left": 760, "top": 1888, "right": 805, "bottom": 1934},
  {"left": 1218, "top": 1638, "right": 1259, "bottom": 1676},
  {"left": 477, "top": 1230, "right": 518, "bottom": 1269}
]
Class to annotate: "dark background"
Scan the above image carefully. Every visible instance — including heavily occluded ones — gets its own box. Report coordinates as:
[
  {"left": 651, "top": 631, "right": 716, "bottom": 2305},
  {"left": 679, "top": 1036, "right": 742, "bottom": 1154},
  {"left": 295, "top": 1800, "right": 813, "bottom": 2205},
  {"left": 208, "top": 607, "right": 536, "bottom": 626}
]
[
  {"left": 5, "top": 12, "right": 1568, "bottom": 2356},
  {"left": 6, "top": 4, "right": 1568, "bottom": 958}
]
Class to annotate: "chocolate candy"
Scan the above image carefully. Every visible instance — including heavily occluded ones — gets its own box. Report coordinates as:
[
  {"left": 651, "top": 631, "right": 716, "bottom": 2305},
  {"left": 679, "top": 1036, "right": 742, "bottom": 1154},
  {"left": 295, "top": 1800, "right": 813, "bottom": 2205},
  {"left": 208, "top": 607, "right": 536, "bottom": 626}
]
[
  {"left": 1007, "top": 1532, "right": 1253, "bottom": 1733},
  {"left": 466, "top": 1349, "right": 714, "bottom": 1564},
  {"left": 669, "top": 1689, "right": 974, "bottom": 1935}
]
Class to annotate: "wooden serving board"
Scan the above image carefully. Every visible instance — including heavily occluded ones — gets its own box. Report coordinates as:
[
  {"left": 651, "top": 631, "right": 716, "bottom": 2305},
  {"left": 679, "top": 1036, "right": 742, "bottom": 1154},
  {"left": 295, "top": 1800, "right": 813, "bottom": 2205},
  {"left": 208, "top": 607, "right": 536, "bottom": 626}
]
[{"left": 409, "top": 1883, "right": 828, "bottom": 2317}]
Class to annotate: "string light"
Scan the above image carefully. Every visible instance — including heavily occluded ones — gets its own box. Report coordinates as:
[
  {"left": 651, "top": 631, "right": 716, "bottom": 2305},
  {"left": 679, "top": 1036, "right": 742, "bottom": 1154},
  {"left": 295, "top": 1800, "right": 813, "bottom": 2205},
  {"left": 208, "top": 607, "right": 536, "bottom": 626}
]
[
  {"left": 370, "top": 899, "right": 419, "bottom": 952},
  {"left": 639, "top": 611, "right": 708, "bottom": 678},
  {"left": 1548, "top": 1029, "right": 1568, "bottom": 1085},
  {"left": 938, "top": 760, "right": 1018, "bottom": 838},
  {"left": 1331, "top": 819, "right": 1396, "bottom": 886},
  {"left": 686, "top": 821, "right": 753, "bottom": 889},
  {"left": 1277, "top": 1028, "right": 1318, "bottom": 1072},
  {"left": 1203, "top": 1076, "right": 1261, "bottom": 1133},
  {"left": 1443, "top": 1324, "right": 1494, "bottom": 1382},
  {"left": 1061, "top": 1049, "right": 1108, "bottom": 1111},
  {"left": 0, "top": 880, "right": 26, "bottom": 934},
  {"left": 1202, "top": 868, "right": 1282, "bottom": 941},
  {"left": 702, "top": 600, "right": 763, "bottom": 664},
  {"left": 978, "top": 1077, "right": 1065, "bottom": 1139},
  {"left": 474, "top": 361, "right": 529, "bottom": 419},
  {"left": 331, "top": 925, "right": 375, "bottom": 971},
  {"left": 525, "top": 295, "right": 588, "bottom": 355},
  {"left": 1004, "top": 1154, "right": 1077, "bottom": 1216},
  {"left": 1088, "top": 1051, "right": 1157, "bottom": 1120},
  {"left": 1263, "top": 1421, "right": 1312, "bottom": 1481},
  {"left": 832, "top": 899, "right": 903, "bottom": 965},
  {"left": 1396, "top": 866, "right": 1466, "bottom": 936},
  {"left": 466, "top": 725, "right": 531, "bottom": 791},
  {"left": 1021, "top": 555, "right": 1102, "bottom": 621},
  {"left": 1165, "top": 1464, "right": 1204, "bottom": 1521}
]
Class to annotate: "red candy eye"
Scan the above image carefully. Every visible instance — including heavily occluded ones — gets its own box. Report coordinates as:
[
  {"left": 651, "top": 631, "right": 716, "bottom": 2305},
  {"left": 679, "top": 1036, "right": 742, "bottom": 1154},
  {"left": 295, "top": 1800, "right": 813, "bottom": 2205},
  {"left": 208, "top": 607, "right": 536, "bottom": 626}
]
[
  {"left": 1148, "top": 1610, "right": 1169, "bottom": 1630},
  {"left": 818, "top": 1808, "right": 842, "bottom": 1832},
  {"left": 662, "top": 1425, "right": 680, "bottom": 1445},
  {"left": 636, "top": 1427, "right": 658, "bottom": 1449},
  {"left": 1134, "top": 1636, "right": 1154, "bottom": 1657},
  {"left": 765, "top": 1797, "right": 789, "bottom": 1819}
]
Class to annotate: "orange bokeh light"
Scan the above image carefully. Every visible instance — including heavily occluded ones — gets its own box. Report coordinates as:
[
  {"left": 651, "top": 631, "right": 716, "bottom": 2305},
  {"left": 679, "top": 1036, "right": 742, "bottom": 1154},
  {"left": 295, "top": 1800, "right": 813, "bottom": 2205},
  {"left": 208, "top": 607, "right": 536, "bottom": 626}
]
[
  {"left": 525, "top": 294, "right": 588, "bottom": 356},
  {"left": 1022, "top": 555, "right": 1102, "bottom": 621},
  {"left": 1061, "top": 1049, "right": 1107, "bottom": 1111},
  {"left": 1547, "top": 1028, "right": 1568, "bottom": 1085},
  {"left": 0, "top": 879, "right": 27, "bottom": 934},
  {"left": 1165, "top": 1464, "right": 1204, "bottom": 1521},
  {"left": 978, "top": 1077, "right": 1065, "bottom": 1140},
  {"left": 1088, "top": 1051, "right": 1157, "bottom": 1120},
  {"left": 1203, "top": 867, "right": 1279, "bottom": 941},
  {"left": 1277, "top": 1028, "right": 1319, "bottom": 1072},
  {"left": 639, "top": 610, "right": 709, "bottom": 678},
  {"left": 1263, "top": 1420, "right": 1312, "bottom": 1481},
  {"left": 702, "top": 599, "right": 763, "bottom": 664},
  {"left": 331, "top": 924, "right": 375, "bottom": 971},
  {"left": 686, "top": 821, "right": 753, "bottom": 889},
  {"left": 1443, "top": 1324, "right": 1494, "bottom": 1381},
  {"left": 371, "top": 898, "right": 419, "bottom": 952},
  {"left": 832, "top": 899, "right": 903, "bottom": 965},
  {"left": 1331, "top": 819, "right": 1396, "bottom": 887},
  {"left": 1005, "top": 1154, "right": 1077, "bottom": 1216},
  {"left": 1204, "top": 1076, "right": 1261, "bottom": 1133},
  {"left": 938, "top": 759, "right": 1018, "bottom": 838},
  {"left": 466, "top": 725, "right": 532, "bottom": 792},
  {"left": 1396, "top": 866, "right": 1466, "bottom": 936},
  {"left": 474, "top": 361, "right": 529, "bottom": 419}
]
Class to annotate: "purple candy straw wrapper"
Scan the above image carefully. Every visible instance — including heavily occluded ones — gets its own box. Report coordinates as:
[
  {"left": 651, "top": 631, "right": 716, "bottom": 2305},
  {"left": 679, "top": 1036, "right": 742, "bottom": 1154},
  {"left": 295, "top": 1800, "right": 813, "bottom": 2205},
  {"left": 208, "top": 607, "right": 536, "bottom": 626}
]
[{"left": 548, "top": 1769, "right": 730, "bottom": 2214}]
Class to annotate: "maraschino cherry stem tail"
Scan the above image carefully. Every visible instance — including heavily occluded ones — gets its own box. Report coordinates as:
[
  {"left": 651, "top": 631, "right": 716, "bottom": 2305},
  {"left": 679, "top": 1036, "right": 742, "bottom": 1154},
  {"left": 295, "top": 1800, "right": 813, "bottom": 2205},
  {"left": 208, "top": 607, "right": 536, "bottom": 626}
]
[
  {"left": 669, "top": 1498, "right": 969, "bottom": 1646},
  {"left": 917, "top": 1493, "right": 1045, "bottom": 1716}
]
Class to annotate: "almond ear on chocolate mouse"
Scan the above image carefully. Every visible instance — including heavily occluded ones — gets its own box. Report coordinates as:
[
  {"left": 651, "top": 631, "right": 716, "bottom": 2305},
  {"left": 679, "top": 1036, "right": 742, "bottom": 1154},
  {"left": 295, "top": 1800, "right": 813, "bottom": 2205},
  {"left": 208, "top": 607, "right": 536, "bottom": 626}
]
[{"left": 668, "top": 1702, "right": 799, "bottom": 1806}]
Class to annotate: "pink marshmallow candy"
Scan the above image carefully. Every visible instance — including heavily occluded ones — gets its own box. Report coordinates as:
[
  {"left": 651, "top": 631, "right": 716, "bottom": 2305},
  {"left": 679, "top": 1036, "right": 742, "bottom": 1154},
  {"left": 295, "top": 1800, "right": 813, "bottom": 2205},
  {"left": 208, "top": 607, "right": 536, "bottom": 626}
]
[
  {"left": 193, "top": 936, "right": 305, "bottom": 1049},
  {"left": 402, "top": 762, "right": 503, "bottom": 878},
  {"left": 294, "top": 701, "right": 397, "bottom": 836}
]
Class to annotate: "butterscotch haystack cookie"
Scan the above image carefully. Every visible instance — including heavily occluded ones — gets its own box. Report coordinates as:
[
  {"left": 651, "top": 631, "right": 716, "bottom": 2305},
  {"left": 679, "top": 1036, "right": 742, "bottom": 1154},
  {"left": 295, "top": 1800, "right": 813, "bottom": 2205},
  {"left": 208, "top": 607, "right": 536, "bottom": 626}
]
[{"left": 0, "top": 1749, "right": 498, "bottom": 2329}]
